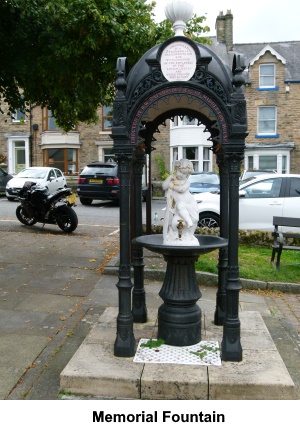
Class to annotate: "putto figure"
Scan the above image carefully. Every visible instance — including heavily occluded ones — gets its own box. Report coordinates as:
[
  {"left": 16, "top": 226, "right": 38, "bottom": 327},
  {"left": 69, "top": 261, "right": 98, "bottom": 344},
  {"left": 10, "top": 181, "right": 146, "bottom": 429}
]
[{"left": 162, "top": 159, "right": 199, "bottom": 245}]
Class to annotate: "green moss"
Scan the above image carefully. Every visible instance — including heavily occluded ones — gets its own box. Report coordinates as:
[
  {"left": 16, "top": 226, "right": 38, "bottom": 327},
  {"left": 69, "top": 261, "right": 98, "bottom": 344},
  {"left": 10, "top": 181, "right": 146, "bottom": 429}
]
[{"left": 140, "top": 339, "right": 165, "bottom": 348}]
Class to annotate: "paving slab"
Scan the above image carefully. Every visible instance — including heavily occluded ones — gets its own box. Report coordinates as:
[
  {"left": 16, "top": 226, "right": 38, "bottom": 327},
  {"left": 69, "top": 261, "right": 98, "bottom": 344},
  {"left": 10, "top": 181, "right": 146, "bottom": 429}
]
[
  {"left": 60, "top": 342, "right": 144, "bottom": 399},
  {"left": 0, "top": 333, "right": 50, "bottom": 399},
  {"left": 0, "top": 334, "right": 49, "bottom": 368},
  {"left": 0, "top": 366, "right": 25, "bottom": 398},
  {"left": 60, "top": 308, "right": 296, "bottom": 400},
  {"left": 141, "top": 363, "right": 208, "bottom": 400},
  {"left": 208, "top": 350, "right": 296, "bottom": 400}
]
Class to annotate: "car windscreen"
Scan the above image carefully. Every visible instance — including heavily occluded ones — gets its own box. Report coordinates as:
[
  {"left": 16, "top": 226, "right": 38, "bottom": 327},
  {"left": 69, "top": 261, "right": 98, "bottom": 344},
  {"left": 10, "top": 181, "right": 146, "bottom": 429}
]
[
  {"left": 189, "top": 174, "right": 219, "bottom": 184},
  {"left": 243, "top": 171, "right": 275, "bottom": 179},
  {"left": 82, "top": 165, "right": 118, "bottom": 176},
  {"left": 17, "top": 169, "right": 47, "bottom": 179}
]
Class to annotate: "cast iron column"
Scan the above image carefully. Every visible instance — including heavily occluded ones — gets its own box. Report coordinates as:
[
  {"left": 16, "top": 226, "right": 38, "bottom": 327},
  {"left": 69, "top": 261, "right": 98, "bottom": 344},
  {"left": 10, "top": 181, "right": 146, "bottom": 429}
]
[
  {"left": 215, "top": 152, "right": 229, "bottom": 325},
  {"left": 114, "top": 153, "right": 136, "bottom": 357},
  {"left": 111, "top": 57, "right": 136, "bottom": 356},
  {"left": 132, "top": 148, "right": 147, "bottom": 322},
  {"left": 221, "top": 53, "right": 247, "bottom": 361},
  {"left": 221, "top": 150, "right": 243, "bottom": 361}
]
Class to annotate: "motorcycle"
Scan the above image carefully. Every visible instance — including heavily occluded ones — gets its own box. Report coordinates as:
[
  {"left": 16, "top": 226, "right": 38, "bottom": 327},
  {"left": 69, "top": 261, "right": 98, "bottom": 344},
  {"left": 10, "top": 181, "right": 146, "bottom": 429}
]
[{"left": 16, "top": 181, "right": 78, "bottom": 233}]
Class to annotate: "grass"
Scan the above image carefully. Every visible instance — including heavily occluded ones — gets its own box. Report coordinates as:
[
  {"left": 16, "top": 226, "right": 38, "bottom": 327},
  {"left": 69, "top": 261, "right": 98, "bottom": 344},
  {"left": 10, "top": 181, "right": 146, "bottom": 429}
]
[{"left": 195, "top": 246, "right": 300, "bottom": 284}]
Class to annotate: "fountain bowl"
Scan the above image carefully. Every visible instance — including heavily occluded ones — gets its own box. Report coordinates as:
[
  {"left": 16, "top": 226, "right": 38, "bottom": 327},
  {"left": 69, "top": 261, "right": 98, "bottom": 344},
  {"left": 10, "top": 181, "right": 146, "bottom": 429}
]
[{"left": 134, "top": 234, "right": 228, "bottom": 257}]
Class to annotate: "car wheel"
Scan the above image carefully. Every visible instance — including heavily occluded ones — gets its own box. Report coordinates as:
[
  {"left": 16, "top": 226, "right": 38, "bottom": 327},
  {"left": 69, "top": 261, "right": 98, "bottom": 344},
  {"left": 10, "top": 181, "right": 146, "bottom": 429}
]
[
  {"left": 198, "top": 212, "right": 220, "bottom": 228},
  {"left": 80, "top": 197, "right": 93, "bottom": 205},
  {"left": 7, "top": 197, "right": 16, "bottom": 201}
]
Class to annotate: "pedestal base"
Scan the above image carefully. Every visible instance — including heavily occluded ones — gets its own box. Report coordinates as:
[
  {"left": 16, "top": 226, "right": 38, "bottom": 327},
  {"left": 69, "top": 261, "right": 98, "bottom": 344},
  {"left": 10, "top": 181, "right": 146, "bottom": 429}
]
[
  {"left": 133, "top": 235, "right": 228, "bottom": 348},
  {"left": 158, "top": 303, "right": 201, "bottom": 346}
]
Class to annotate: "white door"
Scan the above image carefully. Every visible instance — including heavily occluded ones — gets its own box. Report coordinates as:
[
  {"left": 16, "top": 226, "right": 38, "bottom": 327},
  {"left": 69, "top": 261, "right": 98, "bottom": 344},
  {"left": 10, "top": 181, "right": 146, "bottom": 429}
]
[{"left": 15, "top": 148, "right": 26, "bottom": 173}]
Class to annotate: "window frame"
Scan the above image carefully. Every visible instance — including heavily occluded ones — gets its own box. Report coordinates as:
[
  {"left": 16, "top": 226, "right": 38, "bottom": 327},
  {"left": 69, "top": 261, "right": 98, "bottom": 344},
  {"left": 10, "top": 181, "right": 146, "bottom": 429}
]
[
  {"left": 244, "top": 149, "right": 290, "bottom": 174},
  {"left": 171, "top": 116, "right": 198, "bottom": 127},
  {"left": 102, "top": 106, "right": 113, "bottom": 131},
  {"left": 103, "top": 148, "right": 116, "bottom": 163},
  {"left": 12, "top": 108, "right": 26, "bottom": 123},
  {"left": 259, "top": 63, "right": 276, "bottom": 88},
  {"left": 42, "top": 108, "right": 59, "bottom": 131},
  {"left": 183, "top": 146, "right": 199, "bottom": 171},
  {"left": 43, "top": 148, "right": 78, "bottom": 175},
  {"left": 257, "top": 106, "right": 277, "bottom": 136}
]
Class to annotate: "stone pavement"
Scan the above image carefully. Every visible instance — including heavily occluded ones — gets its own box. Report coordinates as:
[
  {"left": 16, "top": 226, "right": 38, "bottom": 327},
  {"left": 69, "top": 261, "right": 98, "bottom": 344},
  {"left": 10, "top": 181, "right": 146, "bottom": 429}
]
[
  {"left": 0, "top": 220, "right": 119, "bottom": 400},
  {"left": 0, "top": 221, "right": 299, "bottom": 399}
]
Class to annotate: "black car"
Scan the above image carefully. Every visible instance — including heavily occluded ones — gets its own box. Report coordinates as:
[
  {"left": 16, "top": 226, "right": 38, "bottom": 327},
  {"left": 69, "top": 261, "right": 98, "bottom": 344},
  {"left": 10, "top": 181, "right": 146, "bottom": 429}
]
[
  {"left": 77, "top": 161, "right": 150, "bottom": 205},
  {"left": 77, "top": 162, "right": 120, "bottom": 205},
  {"left": 0, "top": 168, "right": 13, "bottom": 194}
]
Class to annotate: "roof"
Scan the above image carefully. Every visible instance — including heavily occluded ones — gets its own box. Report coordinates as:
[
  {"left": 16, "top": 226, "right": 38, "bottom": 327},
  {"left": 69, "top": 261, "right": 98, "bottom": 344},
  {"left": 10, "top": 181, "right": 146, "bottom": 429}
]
[{"left": 210, "top": 37, "right": 300, "bottom": 82}]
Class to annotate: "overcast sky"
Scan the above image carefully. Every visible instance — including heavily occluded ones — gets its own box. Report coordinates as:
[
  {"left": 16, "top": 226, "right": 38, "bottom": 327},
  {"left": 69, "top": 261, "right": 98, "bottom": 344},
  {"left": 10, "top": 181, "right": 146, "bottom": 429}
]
[{"left": 151, "top": 0, "right": 300, "bottom": 44}]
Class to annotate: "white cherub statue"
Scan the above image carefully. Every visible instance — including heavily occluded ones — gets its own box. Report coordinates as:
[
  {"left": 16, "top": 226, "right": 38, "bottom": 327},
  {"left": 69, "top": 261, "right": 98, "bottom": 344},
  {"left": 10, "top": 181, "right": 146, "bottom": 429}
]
[{"left": 162, "top": 158, "right": 199, "bottom": 246}]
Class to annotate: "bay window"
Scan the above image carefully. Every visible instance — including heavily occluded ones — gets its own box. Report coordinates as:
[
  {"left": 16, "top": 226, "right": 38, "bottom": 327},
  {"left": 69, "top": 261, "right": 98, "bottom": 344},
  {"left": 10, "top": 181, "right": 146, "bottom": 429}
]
[{"left": 43, "top": 148, "right": 78, "bottom": 174}]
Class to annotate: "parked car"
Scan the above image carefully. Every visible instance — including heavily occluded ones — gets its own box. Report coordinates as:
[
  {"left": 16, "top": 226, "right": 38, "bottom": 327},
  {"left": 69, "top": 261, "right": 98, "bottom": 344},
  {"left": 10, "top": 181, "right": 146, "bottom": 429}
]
[
  {"left": 6, "top": 167, "right": 66, "bottom": 201},
  {"left": 240, "top": 169, "right": 277, "bottom": 181},
  {"left": 0, "top": 168, "right": 13, "bottom": 194},
  {"left": 189, "top": 172, "right": 220, "bottom": 194},
  {"left": 195, "top": 173, "right": 300, "bottom": 230},
  {"left": 77, "top": 162, "right": 119, "bottom": 205},
  {"left": 77, "top": 161, "right": 149, "bottom": 205}
]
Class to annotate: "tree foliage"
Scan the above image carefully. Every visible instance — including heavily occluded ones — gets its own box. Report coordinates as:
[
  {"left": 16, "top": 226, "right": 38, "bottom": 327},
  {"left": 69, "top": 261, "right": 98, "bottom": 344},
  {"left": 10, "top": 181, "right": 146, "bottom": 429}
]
[{"left": 0, "top": 0, "right": 210, "bottom": 130}]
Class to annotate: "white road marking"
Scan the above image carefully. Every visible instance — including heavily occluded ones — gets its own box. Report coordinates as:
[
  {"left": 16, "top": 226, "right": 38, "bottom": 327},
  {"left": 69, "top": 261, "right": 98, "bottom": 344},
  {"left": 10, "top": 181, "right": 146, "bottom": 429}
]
[{"left": 0, "top": 219, "right": 119, "bottom": 231}]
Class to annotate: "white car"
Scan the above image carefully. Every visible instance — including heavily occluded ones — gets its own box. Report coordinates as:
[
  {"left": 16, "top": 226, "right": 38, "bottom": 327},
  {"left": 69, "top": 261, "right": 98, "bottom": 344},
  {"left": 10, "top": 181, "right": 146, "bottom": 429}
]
[
  {"left": 195, "top": 174, "right": 300, "bottom": 231},
  {"left": 6, "top": 167, "right": 66, "bottom": 201}
]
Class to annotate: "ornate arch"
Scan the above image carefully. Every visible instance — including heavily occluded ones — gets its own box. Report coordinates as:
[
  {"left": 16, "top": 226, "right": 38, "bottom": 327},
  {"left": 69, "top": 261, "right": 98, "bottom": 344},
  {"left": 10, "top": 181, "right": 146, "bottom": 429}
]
[{"left": 129, "top": 84, "right": 230, "bottom": 148}]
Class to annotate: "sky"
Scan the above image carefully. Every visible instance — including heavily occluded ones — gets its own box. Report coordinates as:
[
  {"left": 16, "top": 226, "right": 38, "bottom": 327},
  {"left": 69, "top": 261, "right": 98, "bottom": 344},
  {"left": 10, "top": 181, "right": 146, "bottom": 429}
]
[{"left": 150, "top": 0, "right": 300, "bottom": 44}]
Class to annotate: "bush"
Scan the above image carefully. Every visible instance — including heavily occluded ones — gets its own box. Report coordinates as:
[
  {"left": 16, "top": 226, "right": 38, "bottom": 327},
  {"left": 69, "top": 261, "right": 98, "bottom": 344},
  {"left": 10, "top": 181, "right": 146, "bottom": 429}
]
[{"left": 155, "top": 155, "right": 170, "bottom": 180}]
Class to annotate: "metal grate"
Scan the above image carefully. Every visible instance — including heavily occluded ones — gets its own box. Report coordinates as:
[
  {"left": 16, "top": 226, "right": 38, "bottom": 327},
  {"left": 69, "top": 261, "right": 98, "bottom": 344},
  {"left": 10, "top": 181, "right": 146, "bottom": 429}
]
[{"left": 134, "top": 339, "right": 221, "bottom": 366}]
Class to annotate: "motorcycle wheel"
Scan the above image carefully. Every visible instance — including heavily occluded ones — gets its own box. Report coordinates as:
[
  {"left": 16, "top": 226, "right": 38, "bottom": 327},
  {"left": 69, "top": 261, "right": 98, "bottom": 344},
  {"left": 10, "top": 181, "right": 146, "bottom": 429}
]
[
  {"left": 16, "top": 205, "right": 37, "bottom": 226},
  {"left": 55, "top": 205, "right": 78, "bottom": 233}
]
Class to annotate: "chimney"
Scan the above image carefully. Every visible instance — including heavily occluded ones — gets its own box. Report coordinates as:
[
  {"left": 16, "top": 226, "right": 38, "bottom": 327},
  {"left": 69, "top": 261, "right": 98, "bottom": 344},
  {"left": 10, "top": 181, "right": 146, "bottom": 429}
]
[{"left": 215, "top": 10, "right": 233, "bottom": 51}]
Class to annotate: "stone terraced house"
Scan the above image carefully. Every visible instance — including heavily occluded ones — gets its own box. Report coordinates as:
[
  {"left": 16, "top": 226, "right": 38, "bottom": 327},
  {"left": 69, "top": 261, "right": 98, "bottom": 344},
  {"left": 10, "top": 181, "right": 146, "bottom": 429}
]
[{"left": 1, "top": 11, "right": 300, "bottom": 181}]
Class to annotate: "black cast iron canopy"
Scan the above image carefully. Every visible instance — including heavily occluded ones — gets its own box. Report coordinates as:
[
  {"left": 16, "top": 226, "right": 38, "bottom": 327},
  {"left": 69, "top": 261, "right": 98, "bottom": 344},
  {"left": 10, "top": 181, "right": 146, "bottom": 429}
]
[{"left": 126, "top": 36, "right": 233, "bottom": 103}]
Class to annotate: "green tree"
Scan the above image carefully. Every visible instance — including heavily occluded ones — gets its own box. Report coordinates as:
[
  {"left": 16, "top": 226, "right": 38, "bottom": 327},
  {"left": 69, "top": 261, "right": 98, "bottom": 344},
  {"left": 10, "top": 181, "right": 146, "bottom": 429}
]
[{"left": 0, "top": 0, "right": 210, "bottom": 130}]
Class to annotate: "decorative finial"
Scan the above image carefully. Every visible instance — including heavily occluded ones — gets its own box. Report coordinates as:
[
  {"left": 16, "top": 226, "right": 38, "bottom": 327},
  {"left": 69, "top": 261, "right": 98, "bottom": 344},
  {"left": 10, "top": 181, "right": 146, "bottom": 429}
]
[{"left": 165, "top": 0, "right": 194, "bottom": 36}]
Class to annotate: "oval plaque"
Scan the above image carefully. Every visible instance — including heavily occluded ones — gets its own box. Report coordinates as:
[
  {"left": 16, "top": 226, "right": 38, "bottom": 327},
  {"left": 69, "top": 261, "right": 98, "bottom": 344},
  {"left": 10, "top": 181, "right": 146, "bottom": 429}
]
[{"left": 161, "top": 41, "right": 196, "bottom": 82}]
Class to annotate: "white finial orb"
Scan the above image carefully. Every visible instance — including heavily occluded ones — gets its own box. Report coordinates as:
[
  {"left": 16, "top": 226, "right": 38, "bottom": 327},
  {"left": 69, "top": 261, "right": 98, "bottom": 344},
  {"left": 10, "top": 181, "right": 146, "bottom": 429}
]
[{"left": 165, "top": 0, "right": 194, "bottom": 36}]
